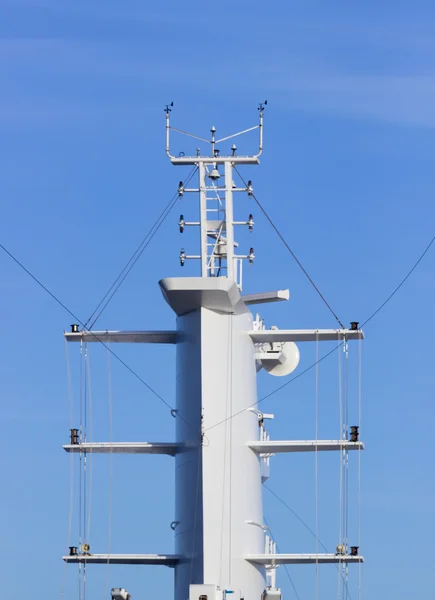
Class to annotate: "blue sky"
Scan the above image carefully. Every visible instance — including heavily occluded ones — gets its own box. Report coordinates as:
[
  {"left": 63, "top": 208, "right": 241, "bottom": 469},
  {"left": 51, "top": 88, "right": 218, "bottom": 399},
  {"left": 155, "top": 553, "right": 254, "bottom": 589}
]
[{"left": 0, "top": 1, "right": 434, "bottom": 599}]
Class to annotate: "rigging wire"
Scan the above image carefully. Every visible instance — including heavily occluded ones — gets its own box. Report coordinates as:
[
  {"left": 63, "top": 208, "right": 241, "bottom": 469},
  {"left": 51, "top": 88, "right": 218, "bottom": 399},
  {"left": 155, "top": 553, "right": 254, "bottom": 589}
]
[
  {"left": 357, "top": 339, "right": 362, "bottom": 600},
  {"left": 104, "top": 346, "right": 114, "bottom": 600},
  {"left": 264, "top": 484, "right": 353, "bottom": 600},
  {"left": 60, "top": 339, "right": 75, "bottom": 599},
  {"left": 85, "top": 166, "right": 198, "bottom": 330},
  {"left": 83, "top": 344, "right": 88, "bottom": 549},
  {"left": 337, "top": 340, "right": 350, "bottom": 600},
  {"left": 82, "top": 344, "right": 89, "bottom": 600},
  {"left": 204, "top": 343, "right": 344, "bottom": 433},
  {"left": 205, "top": 228, "right": 435, "bottom": 432},
  {"left": 360, "top": 233, "right": 435, "bottom": 327},
  {"left": 1, "top": 224, "right": 433, "bottom": 434},
  {"left": 0, "top": 242, "right": 184, "bottom": 421},
  {"left": 315, "top": 335, "right": 319, "bottom": 600},
  {"left": 85, "top": 344, "right": 94, "bottom": 545},
  {"left": 337, "top": 341, "right": 343, "bottom": 600},
  {"left": 233, "top": 167, "right": 345, "bottom": 329},
  {"left": 263, "top": 517, "right": 301, "bottom": 600},
  {"left": 344, "top": 343, "right": 349, "bottom": 600},
  {"left": 79, "top": 341, "right": 84, "bottom": 600}
]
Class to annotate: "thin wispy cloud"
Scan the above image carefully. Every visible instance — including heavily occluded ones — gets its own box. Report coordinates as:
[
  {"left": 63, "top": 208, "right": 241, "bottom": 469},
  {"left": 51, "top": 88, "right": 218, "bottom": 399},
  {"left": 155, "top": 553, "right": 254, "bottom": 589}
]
[
  {"left": 1, "top": 10, "right": 435, "bottom": 129},
  {"left": 264, "top": 73, "right": 435, "bottom": 129}
]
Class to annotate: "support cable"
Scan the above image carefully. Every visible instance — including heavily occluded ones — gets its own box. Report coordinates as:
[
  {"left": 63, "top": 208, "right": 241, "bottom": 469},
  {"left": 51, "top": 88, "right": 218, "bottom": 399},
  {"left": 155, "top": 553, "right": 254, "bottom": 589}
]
[
  {"left": 264, "top": 485, "right": 353, "bottom": 600},
  {"left": 337, "top": 340, "right": 343, "bottom": 600},
  {"left": 315, "top": 335, "right": 319, "bottom": 600},
  {"left": 104, "top": 346, "right": 114, "bottom": 600},
  {"left": 60, "top": 339, "right": 75, "bottom": 599},
  {"left": 0, "top": 242, "right": 187, "bottom": 423},
  {"left": 1, "top": 226, "right": 433, "bottom": 431},
  {"left": 361, "top": 233, "right": 435, "bottom": 327},
  {"left": 357, "top": 339, "right": 362, "bottom": 600},
  {"left": 79, "top": 342, "right": 84, "bottom": 600},
  {"left": 85, "top": 344, "right": 94, "bottom": 545},
  {"left": 205, "top": 343, "right": 343, "bottom": 433},
  {"left": 263, "top": 517, "right": 301, "bottom": 600},
  {"left": 205, "top": 224, "right": 435, "bottom": 432},
  {"left": 83, "top": 344, "right": 87, "bottom": 548},
  {"left": 82, "top": 345, "right": 88, "bottom": 600},
  {"left": 85, "top": 166, "right": 198, "bottom": 330},
  {"left": 234, "top": 167, "right": 344, "bottom": 328},
  {"left": 344, "top": 342, "right": 350, "bottom": 600}
]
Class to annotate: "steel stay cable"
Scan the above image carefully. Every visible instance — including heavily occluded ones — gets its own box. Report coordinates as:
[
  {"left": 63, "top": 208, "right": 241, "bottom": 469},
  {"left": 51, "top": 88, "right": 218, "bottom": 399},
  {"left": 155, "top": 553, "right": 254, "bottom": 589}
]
[
  {"left": 264, "top": 484, "right": 354, "bottom": 600},
  {"left": 357, "top": 339, "right": 362, "bottom": 600},
  {"left": 263, "top": 517, "right": 301, "bottom": 600},
  {"left": 360, "top": 233, "right": 435, "bottom": 327},
  {"left": 315, "top": 335, "right": 319, "bottom": 600},
  {"left": 86, "top": 166, "right": 198, "bottom": 330},
  {"left": 104, "top": 347, "right": 114, "bottom": 600},
  {"left": 78, "top": 342, "right": 84, "bottom": 600},
  {"left": 337, "top": 337, "right": 344, "bottom": 600},
  {"left": 60, "top": 340, "right": 75, "bottom": 599},
  {"left": 85, "top": 345, "right": 94, "bottom": 545},
  {"left": 0, "top": 242, "right": 188, "bottom": 424},
  {"left": 204, "top": 342, "right": 343, "bottom": 432},
  {"left": 234, "top": 166, "right": 345, "bottom": 329},
  {"left": 205, "top": 227, "right": 435, "bottom": 432},
  {"left": 1, "top": 226, "right": 433, "bottom": 433}
]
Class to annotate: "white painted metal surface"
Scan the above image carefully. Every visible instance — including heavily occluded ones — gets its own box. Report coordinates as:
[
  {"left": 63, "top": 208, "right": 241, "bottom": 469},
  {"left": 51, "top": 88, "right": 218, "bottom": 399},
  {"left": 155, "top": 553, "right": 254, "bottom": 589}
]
[
  {"left": 64, "top": 330, "right": 177, "bottom": 343},
  {"left": 159, "top": 277, "right": 241, "bottom": 316},
  {"left": 242, "top": 290, "right": 290, "bottom": 305},
  {"left": 248, "top": 440, "right": 364, "bottom": 453},
  {"left": 63, "top": 442, "right": 178, "bottom": 455},
  {"left": 63, "top": 554, "right": 179, "bottom": 566},
  {"left": 165, "top": 278, "right": 266, "bottom": 600},
  {"left": 250, "top": 329, "right": 364, "bottom": 343},
  {"left": 245, "top": 554, "right": 364, "bottom": 565},
  {"left": 189, "top": 584, "right": 223, "bottom": 600}
]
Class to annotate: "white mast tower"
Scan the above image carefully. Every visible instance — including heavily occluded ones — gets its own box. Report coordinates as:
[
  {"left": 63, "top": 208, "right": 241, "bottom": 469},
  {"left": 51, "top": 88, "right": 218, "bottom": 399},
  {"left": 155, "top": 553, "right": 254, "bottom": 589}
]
[{"left": 64, "top": 105, "right": 364, "bottom": 600}]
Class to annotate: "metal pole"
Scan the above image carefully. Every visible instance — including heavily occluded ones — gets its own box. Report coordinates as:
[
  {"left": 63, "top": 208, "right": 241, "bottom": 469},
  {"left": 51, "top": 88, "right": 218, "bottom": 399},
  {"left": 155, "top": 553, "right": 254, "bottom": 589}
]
[
  {"left": 199, "top": 162, "right": 208, "bottom": 277},
  {"left": 224, "top": 161, "right": 235, "bottom": 281}
]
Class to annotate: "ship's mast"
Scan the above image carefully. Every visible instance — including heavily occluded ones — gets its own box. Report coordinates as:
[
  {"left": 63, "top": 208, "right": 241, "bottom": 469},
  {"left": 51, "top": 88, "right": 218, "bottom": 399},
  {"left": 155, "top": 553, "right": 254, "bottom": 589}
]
[
  {"left": 166, "top": 102, "right": 264, "bottom": 288},
  {"left": 63, "top": 104, "right": 364, "bottom": 600}
]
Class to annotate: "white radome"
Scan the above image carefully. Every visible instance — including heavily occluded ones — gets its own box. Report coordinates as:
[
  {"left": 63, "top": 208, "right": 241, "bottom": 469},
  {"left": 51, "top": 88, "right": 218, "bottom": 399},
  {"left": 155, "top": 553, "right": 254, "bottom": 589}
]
[{"left": 262, "top": 341, "right": 300, "bottom": 377}]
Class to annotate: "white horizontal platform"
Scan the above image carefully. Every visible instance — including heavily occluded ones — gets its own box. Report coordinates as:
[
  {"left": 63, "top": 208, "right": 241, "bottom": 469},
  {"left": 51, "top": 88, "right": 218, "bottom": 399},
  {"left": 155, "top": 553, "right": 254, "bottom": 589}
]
[
  {"left": 170, "top": 156, "right": 259, "bottom": 165},
  {"left": 63, "top": 442, "right": 178, "bottom": 456},
  {"left": 248, "top": 440, "right": 364, "bottom": 453},
  {"left": 64, "top": 330, "right": 177, "bottom": 343},
  {"left": 242, "top": 290, "right": 290, "bottom": 306},
  {"left": 245, "top": 554, "right": 364, "bottom": 565},
  {"left": 250, "top": 329, "right": 364, "bottom": 343},
  {"left": 63, "top": 554, "right": 179, "bottom": 566},
  {"left": 159, "top": 277, "right": 242, "bottom": 316}
]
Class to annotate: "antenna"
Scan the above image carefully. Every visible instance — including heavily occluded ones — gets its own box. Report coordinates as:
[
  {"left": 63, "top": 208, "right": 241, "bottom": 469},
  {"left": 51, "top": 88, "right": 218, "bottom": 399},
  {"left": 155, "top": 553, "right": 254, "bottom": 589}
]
[{"left": 165, "top": 105, "right": 265, "bottom": 289}]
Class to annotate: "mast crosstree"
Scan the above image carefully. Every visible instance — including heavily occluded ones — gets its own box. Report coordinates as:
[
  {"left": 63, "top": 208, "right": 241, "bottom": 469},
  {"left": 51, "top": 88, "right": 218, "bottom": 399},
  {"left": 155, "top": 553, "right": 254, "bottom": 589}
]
[{"left": 63, "top": 106, "right": 364, "bottom": 600}]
